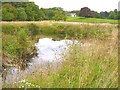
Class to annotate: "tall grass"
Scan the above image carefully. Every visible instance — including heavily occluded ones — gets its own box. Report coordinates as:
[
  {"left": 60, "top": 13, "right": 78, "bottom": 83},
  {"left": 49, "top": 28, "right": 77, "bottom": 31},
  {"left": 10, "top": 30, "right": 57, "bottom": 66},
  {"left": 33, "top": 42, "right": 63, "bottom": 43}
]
[
  {"left": 2, "top": 22, "right": 118, "bottom": 88},
  {"left": 2, "top": 25, "right": 37, "bottom": 70},
  {"left": 8, "top": 38, "right": 118, "bottom": 88},
  {"left": 23, "top": 39, "right": 117, "bottom": 88},
  {"left": 2, "top": 23, "right": 114, "bottom": 39}
]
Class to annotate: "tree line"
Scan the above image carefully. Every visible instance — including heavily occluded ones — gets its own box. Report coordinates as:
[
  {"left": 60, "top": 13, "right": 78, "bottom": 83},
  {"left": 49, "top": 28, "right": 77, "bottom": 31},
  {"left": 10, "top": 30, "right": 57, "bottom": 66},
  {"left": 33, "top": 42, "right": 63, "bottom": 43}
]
[
  {"left": 1, "top": 2, "right": 66, "bottom": 21},
  {"left": 78, "top": 7, "right": 119, "bottom": 20},
  {"left": 1, "top": 2, "right": 119, "bottom": 21}
]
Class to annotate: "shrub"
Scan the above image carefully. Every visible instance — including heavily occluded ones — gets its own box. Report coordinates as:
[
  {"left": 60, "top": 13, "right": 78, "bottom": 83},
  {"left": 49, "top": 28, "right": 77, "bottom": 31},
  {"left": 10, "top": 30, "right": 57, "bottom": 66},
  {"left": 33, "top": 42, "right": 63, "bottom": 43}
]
[{"left": 28, "top": 23, "right": 39, "bottom": 36}]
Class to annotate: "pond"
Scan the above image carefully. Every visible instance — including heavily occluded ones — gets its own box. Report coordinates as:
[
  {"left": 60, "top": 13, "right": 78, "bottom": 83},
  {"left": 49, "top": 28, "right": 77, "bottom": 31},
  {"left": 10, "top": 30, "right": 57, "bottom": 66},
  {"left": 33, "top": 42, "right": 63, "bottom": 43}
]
[{"left": 3, "top": 38, "right": 90, "bottom": 84}]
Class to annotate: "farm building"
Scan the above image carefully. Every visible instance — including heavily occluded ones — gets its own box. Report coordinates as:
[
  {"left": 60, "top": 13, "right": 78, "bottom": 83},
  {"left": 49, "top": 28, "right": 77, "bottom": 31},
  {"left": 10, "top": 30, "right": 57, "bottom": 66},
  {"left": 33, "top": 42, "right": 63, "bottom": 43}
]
[{"left": 67, "top": 13, "right": 77, "bottom": 17}]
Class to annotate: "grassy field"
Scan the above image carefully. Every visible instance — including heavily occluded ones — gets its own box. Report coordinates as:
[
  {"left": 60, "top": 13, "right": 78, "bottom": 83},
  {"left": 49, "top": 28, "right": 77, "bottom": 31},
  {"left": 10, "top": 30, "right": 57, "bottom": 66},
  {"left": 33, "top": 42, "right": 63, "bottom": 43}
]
[
  {"left": 2, "top": 22, "right": 118, "bottom": 88},
  {"left": 66, "top": 16, "right": 118, "bottom": 23}
]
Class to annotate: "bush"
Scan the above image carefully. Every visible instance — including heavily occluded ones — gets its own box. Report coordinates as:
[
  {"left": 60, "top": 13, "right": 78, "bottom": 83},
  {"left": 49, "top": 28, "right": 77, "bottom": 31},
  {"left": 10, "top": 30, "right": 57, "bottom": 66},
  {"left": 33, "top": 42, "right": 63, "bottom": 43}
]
[
  {"left": 28, "top": 23, "right": 39, "bottom": 36},
  {"left": 2, "top": 35, "right": 20, "bottom": 57}
]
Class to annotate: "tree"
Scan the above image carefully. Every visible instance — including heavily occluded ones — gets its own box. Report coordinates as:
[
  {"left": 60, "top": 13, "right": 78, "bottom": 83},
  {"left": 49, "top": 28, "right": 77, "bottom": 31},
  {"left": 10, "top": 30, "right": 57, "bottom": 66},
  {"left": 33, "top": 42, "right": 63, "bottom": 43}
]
[
  {"left": 118, "top": 11, "right": 120, "bottom": 20},
  {"left": 53, "top": 10, "right": 66, "bottom": 21},
  {"left": 109, "top": 11, "right": 115, "bottom": 19},
  {"left": 100, "top": 11, "right": 109, "bottom": 19},
  {"left": 1, "top": 2, "right": 68, "bottom": 21},
  {"left": 32, "top": 3, "right": 41, "bottom": 21},
  {"left": 90, "top": 11, "right": 96, "bottom": 18},
  {"left": 95, "top": 12, "right": 101, "bottom": 18},
  {"left": 25, "top": 2, "right": 36, "bottom": 21},
  {"left": 16, "top": 8, "right": 27, "bottom": 21},
  {"left": 44, "top": 9, "right": 55, "bottom": 20},
  {"left": 114, "top": 9, "right": 118, "bottom": 20},
  {"left": 38, "top": 8, "right": 46, "bottom": 20},
  {"left": 51, "top": 7, "right": 63, "bottom": 11},
  {"left": 0, "top": 9, "right": 1, "bottom": 20},
  {"left": 79, "top": 7, "right": 96, "bottom": 18},
  {"left": 114, "top": 9, "right": 117, "bottom": 13},
  {"left": 8, "top": 2, "right": 26, "bottom": 8},
  {"left": 2, "top": 3, "right": 16, "bottom": 21},
  {"left": 79, "top": 7, "right": 91, "bottom": 17},
  {"left": 43, "top": 7, "right": 66, "bottom": 20}
]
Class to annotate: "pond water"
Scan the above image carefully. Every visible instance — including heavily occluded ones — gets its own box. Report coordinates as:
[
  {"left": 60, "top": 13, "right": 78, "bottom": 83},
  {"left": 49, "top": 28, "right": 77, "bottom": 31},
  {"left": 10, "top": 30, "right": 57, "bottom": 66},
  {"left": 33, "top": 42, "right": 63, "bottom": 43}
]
[{"left": 4, "top": 38, "right": 90, "bottom": 84}]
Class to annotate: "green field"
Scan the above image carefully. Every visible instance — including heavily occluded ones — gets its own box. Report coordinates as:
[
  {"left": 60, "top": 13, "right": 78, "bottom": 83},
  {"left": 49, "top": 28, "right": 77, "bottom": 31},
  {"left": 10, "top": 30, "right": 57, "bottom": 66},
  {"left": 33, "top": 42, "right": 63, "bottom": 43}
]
[{"left": 66, "top": 16, "right": 118, "bottom": 23}]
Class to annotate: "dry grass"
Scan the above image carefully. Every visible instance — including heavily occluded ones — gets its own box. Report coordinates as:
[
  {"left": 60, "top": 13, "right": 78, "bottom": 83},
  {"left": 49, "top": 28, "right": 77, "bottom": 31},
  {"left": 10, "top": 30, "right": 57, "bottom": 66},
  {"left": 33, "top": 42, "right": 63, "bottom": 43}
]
[{"left": 1, "top": 21, "right": 117, "bottom": 26}]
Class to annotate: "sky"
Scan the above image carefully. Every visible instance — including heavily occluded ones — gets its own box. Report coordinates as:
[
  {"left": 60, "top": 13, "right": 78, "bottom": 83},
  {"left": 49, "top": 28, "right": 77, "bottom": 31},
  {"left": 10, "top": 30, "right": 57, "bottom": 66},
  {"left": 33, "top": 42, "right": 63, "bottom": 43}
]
[{"left": 29, "top": 0, "right": 119, "bottom": 12}]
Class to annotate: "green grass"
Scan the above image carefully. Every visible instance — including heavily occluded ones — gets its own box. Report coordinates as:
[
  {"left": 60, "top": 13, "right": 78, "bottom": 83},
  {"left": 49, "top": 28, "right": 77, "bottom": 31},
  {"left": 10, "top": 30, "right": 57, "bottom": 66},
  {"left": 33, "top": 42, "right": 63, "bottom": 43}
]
[
  {"left": 24, "top": 39, "right": 118, "bottom": 88},
  {"left": 2, "top": 25, "right": 37, "bottom": 70},
  {"left": 2, "top": 22, "right": 118, "bottom": 88},
  {"left": 66, "top": 16, "right": 118, "bottom": 23},
  {"left": 7, "top": 38, "right": 118, "bottom": 88}
]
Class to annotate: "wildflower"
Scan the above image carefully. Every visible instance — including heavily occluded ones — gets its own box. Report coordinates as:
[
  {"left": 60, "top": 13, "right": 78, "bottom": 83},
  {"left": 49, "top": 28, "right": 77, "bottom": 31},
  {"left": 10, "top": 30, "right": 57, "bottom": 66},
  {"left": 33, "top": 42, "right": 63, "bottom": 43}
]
[
  {"left": 20, "top": 79, "right": 25, "bottom": 83},
  {"left": 26, "top": 82, "right": 31, "bottom": 85},
  {"left": 21, "top": 86, "right": 24, "bottom": 88}
]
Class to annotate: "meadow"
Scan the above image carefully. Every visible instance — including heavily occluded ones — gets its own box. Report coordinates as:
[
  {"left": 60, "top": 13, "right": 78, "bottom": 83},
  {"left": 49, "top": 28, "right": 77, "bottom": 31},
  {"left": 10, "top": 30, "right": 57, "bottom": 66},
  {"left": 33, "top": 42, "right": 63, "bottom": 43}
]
[
  {"left": 66, "top": 16, "right": 118, "bottom": 23},
  {"left": 2, "top": 21, "right": 118, "bottom": 88}
]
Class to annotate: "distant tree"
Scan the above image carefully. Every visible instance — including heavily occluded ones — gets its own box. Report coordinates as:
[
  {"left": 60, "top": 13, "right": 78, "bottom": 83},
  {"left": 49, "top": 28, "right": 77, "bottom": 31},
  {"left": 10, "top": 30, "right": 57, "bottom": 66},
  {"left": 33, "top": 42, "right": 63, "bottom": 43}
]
[
  {"left": 51, "top": 7, "right": 63, "bottom": 11},
  {"left": 109, "top": 11, "right": 115, "bottom": 19},
  {"left": 25, "top": 2, "right": 35, "bottom": 21},
  {"left": 2, "top": 3, "right": 16, "bottom": 21},
  {"left": 43, "top": 9, "right": 55, "bottom": 20},
  {"left": 53, "top": 10, "right": 66, "bottom": 21},
  {"left": 118, "top": 11, "right": 120, "bottom": 20},
  {"left": 114, "top": 9, "right": 118, "bottom": 20},
  {"left": 114, "top": 9, "right": 117, "bottom": 13},
  {"left": 95, "top": 12, "right": 101, "bottom": 18},
  {"left": 38, "top": 8, "right": 46, "bottom": 20},
  {"left": 32, "top": 3, "right": 41, "bottom": 21},
  {"left": 8, "top": 2, "right": 27, "bottom": 8},
  {"left": 52, "top": 7, "right": 66, "bottom": 21},
  {"left": 79, "top": 7, "right": 91, "bottom": 17},
  {"left": 16, "top": 8, "right": 27, "bottom": 21},
  {"left": 0, "top": 9, "right": 1, "bottom": 21},
  {"left": 0, "top": 2, "right": 2, "bottom": 9},
  {"left": 79, "top": 7, "right": 96, "bottom": 18},
  {"left": 43, "top": 7, "right": 66, "bottom": 20},
  {"left": 100, "top": 11, "right": 109, "bottom": 19},
  {"left": 90, "top": 11, "right": 96, "bottom": 18},
  {"left": 1, "top": 2, "right": 71, "bottom": 21}
]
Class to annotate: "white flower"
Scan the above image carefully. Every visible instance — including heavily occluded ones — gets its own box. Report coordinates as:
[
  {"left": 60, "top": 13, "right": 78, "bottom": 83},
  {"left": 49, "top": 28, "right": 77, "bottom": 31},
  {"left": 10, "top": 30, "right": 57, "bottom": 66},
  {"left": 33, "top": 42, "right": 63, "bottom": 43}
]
[
  {"left": 21, "top": 79, "right": 25, "bottom": 83},
  {"left": 21, "top": 86, "right": 24, "bottom": 88},
  {"left": 26, "top": 82, "right": 31, "bottom": 85}
]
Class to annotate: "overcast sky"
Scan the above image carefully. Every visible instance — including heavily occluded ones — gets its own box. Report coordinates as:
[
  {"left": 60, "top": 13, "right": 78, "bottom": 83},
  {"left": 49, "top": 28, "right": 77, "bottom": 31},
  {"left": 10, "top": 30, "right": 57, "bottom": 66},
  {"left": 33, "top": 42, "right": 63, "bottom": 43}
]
[{"left": 29, "top": 0, "right": 119, "bottom": 12}]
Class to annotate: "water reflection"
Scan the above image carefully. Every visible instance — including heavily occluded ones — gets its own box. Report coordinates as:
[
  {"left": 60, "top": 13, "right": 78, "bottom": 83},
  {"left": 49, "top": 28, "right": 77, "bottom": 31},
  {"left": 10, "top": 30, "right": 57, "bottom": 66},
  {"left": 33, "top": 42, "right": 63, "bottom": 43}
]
[{"left": 3, "top": 38, "right": 79, "bottom": 84}]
